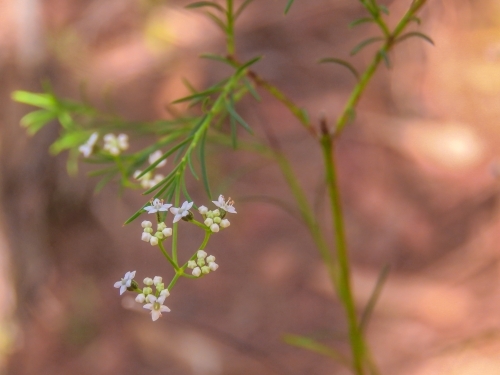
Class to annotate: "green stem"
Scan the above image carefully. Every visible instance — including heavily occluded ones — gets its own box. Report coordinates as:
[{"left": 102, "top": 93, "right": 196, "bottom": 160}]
[
  {"left": 226, "top": 0, "right": 235, "bottom": 55},
  {"left": 167, "top": 273, "right": 181, "bottom": 290},
  {"left": 158, "top": 240, "right": 179, "bottom": 271},
  {"left": 321, "top": 136, "right": 364, "bottom": 375},
  {"left": 172, "top": 180, "right": 181, "bottom": 263}
]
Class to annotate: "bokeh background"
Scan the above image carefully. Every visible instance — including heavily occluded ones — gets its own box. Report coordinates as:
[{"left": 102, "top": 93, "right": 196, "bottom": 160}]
[{"left": 2, "top": 0, "right": 500, "bottom": 374}]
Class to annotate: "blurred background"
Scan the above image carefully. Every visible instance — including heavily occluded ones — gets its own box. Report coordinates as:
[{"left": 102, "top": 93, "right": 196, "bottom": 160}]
[{"left": 2, "top": 0, "right": 500, "bottom": 374}]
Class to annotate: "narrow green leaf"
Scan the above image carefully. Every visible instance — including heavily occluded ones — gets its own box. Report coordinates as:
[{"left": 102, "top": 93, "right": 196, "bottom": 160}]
[
  {"left": 284, "top": 0, "right": 295, "bottom": 14},
  {"left": 236, "top": 56, "right": 263, "bottom": 75},
  {"left": 205, "top": 11, "right": 227, "bottom": 32},
  {"left": 181, "top": 176, "right": 194, "bottom": 204},
  {"left": 186, "top": 1, "right": 225, "bottom": 12},
  {"left": 378, "top": 5, "right": 389, "bottom": 15},
  {"left": 226, "top": 97, "right": 253, "bottom": 134},
  {"left": 200, "top": 53, "right": 238, "bottom": 68},
  {"left": 187, "top": 152, "right": 199, "bottom": 180},
  {"left": 136, "top": 137, "right": 193, "bottom": 179},
  {"left": 153, "top": 170, "right": 179, "bottom": 198},
  {"left": 360, "top": 265, "right": 390, "bottom": 333},
  {"left": 143, "top": 165, "right": 180, "bottom": 195},
  {"left": 199, "top": 129, "right": 212, "bottom": 199},
  {"left": 20, "top": 109, "right": 57, "bottom": 135},
  {"left": 123, "top": 200, "right": 155, "bottom": 225},
  {"left": 396, "top": 32, "right": 435, "bottom": 46},
  {"left": 318, "top": 58, "right": 359, "bottom": 80},
  {"left": 409, "top": 15, "right": 421, "bottom": 25},
  {"left": 49, "top": 131, "right": 89, "bottom": 155},
  {"left": 172, "top": 87, "right": 222, "bottom": 104},
  {"left": 12, "top": 91, "right": 56, "bottom": 109},
  {"left": 379, "top": 49, "right": 391, "bottom": 68},
  {"left": 243, "top": 78, "right": 261, "bottom": 101},
  {"left": 283, "top": 334, "right": 350, "bottom": 367},
  {"left": 95, "top": 171, "right": 118, "bottom": 193},
  {"left": 229, "top": 101, "right": 238, "bottom": 149},
  {"left": 87, "top": 166, "right": 119, "bottom": 177},
  {"left": 350, "top": 36, "right": 385, "bottom": 56},
  {"left": 349, "top": 17, "right": 375, "bottom": 28},
  {"left": 234, "top": 0, "right": 254, "bottom": 19}
]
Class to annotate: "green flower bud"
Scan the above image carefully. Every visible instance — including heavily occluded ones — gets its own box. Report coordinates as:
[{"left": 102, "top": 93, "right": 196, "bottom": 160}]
[
  {"left": 197, "top": 258, "right": 206, "bottom": 267},
  {"left": 201, "top": 266, "right": 210, "bottom": 274},
  {"left": 213, "top": 217, "right": 221, "bottom": 224}
]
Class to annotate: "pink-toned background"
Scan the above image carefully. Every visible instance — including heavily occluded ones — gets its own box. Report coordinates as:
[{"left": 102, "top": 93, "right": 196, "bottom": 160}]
[{"left": 2, "top": 0, "right": 500, "bottom": 374}]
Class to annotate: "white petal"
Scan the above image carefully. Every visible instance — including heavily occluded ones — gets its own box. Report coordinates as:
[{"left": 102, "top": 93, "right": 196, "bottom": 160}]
[
  {"left": 143, "top": 303, "right": 153, "bottom": 310},
  {"left": 172, "top": 214, "right": 182, "bottom": 223},
  {"left": 170, "top": 207, "right": 179, "bottom": 215},
  {"left": 157, "top": 295, "right": 166, "bottom": 304},
  {"left": 130, "top": 271, "right": 136, "bottom": 278},
  {"left": 151, "top": 310, "right": 161, "bottom": 321},
  {"left": 114, "top": 281, "right": 122, "bottom": 288},
  {"left": 120, "top": 285, "right": 127, "bottom": 295},
  {"left": 160, "top": 305, "right": 171, "bottom": 313},
  {"left": 147, "top": 295, "right": 157, "bottom": 303},
  {"left": 226, "top": 206, "right": 237, "bottom": 214}
]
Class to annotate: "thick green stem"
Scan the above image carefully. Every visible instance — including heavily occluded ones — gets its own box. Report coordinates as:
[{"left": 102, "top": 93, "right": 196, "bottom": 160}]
[{"left": 321, "top": 136, "right": 364, "bottom": 375}]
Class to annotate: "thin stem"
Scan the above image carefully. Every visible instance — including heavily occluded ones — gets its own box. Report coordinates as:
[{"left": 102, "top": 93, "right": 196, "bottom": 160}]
[
  {"left": 226, "top": 0, "right": 235, "bottom": 55},
  {"left": 321, "top": 136, "right": 364, "bottom": 375},
  {"left": 167, "top": 273, "right": 181, "bottom": 290},
  {"left": 172, "top": 180, "right": 181, "bottom": 263},
  {"left": 158, "top": 241, "right": 179, "bottom": 271}
]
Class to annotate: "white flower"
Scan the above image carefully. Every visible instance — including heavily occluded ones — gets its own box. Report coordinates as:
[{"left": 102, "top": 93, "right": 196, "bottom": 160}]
[
  {"left": 149, "top": 150, "right": 167, "bottom": 168},
  {"left": 198, "top": 205, "right": 208, "bottom": 215},
  {"left": 79, "top": 132, "right": 98, "bottom": 158},
  {"left": 135, "top": 294, "right": 146, "bottom": 303},
  {"left": 103, "top": 133, "right": 128, "bottom": 156},
  {"left": 141, "top": 232, "right": 152, "bottom": 242},
  {"left": 197, "top": 250, "right": 207, "bottom": 259},
  {"left": 220, "top": 219, "right": 230, "bottom": 228},
  {"left": 142, "top": 221, "right": 152, "bottom": 228},
  {"left": 170, "top": 201, "right": 194, "bottom": 223},
  {"left": 114, "top": 271, "right": 136, "bottom": 295},
  {"left": 208, "top": 262, "right": 219, "bottom": 271},
  {"left": 143, "top": 295, "right": 171, "bottom": 321},
  {"left": 204, "top": 218, "right": 213, "bottom": 227},
  {"left": 153, "top": 276, "right": 162, "bottom": 285},
  {"left": 210, "top": 224, "right": 220, "bottom": 233},
  {"left": 192, "top": 267, "right": 201, "bottom": 277},
  {"left": 162, "top": 228, "right": 172, "bottom": 237},
  {"left": 150, "top": 236, "right": 159, "bottom": 246},
  {"left": 160, "top": 289, "right": 170, "bottom": 297},
  {"left": 206, "top": 255, "right": 215, "bottom": 263},
  {"left": 144, "top": 199, "right": 172, "bottom": 214},
  {"left": 212, "top": 195, "right": 237, "bottom": 214},
  {"left": 187, "top": 260, "right": 197, "bottom": 269},
  {"left": 143, "top": 277, "right": 154, "bottom": 286}
]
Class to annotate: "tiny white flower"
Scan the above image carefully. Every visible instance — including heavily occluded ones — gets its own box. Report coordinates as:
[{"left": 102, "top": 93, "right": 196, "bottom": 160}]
[
  {"left": 142, "top": 220, "right": 152, "bottom": 228},
  {"left": 143, "top": 295, "right": 170, "bottom": 321},
  {"left": 198, "top": 205, "right": 208, "bottom": 215},
  {"left": 79, "top": 132, "right": 99, "bottom": 158},
  {"left": 117, "top": 134, "right": 129, "bottom": 150},
  {"left": 153, "top": 276, "right": 163, "bottom": 285},
  {"left": 170, "top": 201, "right": 194, "bottom": 223},
  {"left": 150, "top": 236, "right": 159, "bottom": 246},
  {"left": 187, "top": 260, "right": 197, "bottom": 269},
  {"left": 143, "top": 277, "right": 154, "bottom": 286},
  {"left": 103, "top": 133, "right": 128, "bottom": 155},
  {"left": 206, "top": 255, "right": 215, "bottom": 263},
  {"left": 162, "top": 228, "right": 172, "bottom": 237},
  {"left": 141, "top": 232, "right": 152, "bottom": 242},
  {"left": 144, "top": 199, "right": 172, "bottom": 214},
  {"left": 220, "top": 219, "right": 230, "bottom": 228},
  {"left": 197, "top": 250, "right": 207, "bottom": 259},
  {"left": 149, "top": 150, "right": 167, "bottom": 168},
  {"left": 212, "top": 195, "right": 237, "bottom": 213},
  {"left": 210, "top": 223, "right": 220, "bottom": 233},
  {"left": 135, "top": 294, "right": 146, "bottom": 303},
  {"left": 192, "top": 267, "right": 201, "bottom": 277},
  {"left": 204, "top": 218, "right": 213, "bottom": 227},
  {"left": 114, "top": 271, "right": 136, "bottom": 295},
  {"left": 209, "top": 262, "right": 219, "bottom": 271},
  {"left": 160, "top": 289, "right": 170, "bottom": 297}
]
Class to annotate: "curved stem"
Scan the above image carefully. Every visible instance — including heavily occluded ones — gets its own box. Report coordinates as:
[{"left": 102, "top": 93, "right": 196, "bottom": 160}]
[{"left": 158, "top": 241, "right": 179, "bottom": 271}]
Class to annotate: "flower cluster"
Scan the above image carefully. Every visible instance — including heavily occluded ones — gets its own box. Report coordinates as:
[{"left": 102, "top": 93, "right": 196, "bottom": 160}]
[
  {"left": 187, "top": 250, "right": 219, "bottom": 277},
  {"left": 135, "top": 276, "right": 170, "bottom": 321},
  {"left": 78, "top": 132, "right": 129, "bottom": 158},
  {"left": 197, "top": 195, "right": 235, "bottom": 232},
  {"left": 134, "top": 150, "right": 167, "bottom": 189},
  {"left": 141, "top": 220, "right": 172, "bottom": 246}
]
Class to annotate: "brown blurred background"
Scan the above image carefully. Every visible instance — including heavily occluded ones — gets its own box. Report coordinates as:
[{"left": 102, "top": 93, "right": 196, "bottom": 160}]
[{"left": 2, "top": 0, "right": 500, "bottom": 374}]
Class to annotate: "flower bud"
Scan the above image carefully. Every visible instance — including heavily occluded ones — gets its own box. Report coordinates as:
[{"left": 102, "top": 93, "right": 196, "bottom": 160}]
[
  {"left": 156, "top": 283, "right": 165, "bottom": 292},
  {"left": 198, "top": 205, "right": 208, "bottom": 215},
  {"left": 162, "top": 228, "right": 172, "bottom": 237},
  {"left": 206, "top": 211, "right": 214, "bottom": 219},
  {"left": 141, "top": 220, "right": 152, "bottom": 228},
  {"left": 197, "top": 258, "right": 206, "bottom": 267},
  {"left": 153, "top": 276, "right": 163, "bottom": 285},
  {"left": 213, "top": 217, "right": 221, "bottom": 224},
  {"left": 135, "top": 294, "right": 146, "bottom": 303},
  {"left": 204, "top": 218, "right": 214, "bottom": 227},
  {"left": 143, "top": 287, "right": 153, "bottom": 295},
  {"left": 201, "top": 266, "right": 210, "bottom": 274},
  {"left": 144, "top": 227, "right": 153, "bottom": 234},
  {"left": 213, "top": 209, "right": 220, "bottom": 217},
  {"left": 206, "top": 255, "right": 216, "bottom": 263},
  {"left": 197, "top": 250, "right": 207, "bottom": 259},
  {"left": 157, "top": 222, "right": 166, "bottom": 231},
  {"left": 208, "top": 262, "right": 219, "bottom": 271},
  {"left": 155, "top": 231, "right": 164, "bottom": 239},
  {"left": 192, "top": 267, "right": 201, "bottom": 277},
  {"left": 220, "top": 219, "right": 230, "bottom": 228},
  {"left": 150, "top": 236, "right": 159, "bottom": 246},
  {"left": 127, "top": 280, "right": 140, "bottom": 292},
  {"left": 187, "top": 260, "right": 197, "bottom": 269},
  {"left": 160, "top": 289, "right": 170, "bottom": 297},
  {"left": 143, "top": 278, "right": 154, "bottom": 286},
  {"left": 210, "top": 224, "right": 220, "bottom": 233},
  {"left": 181, "top": 211, "right": 194, "bottom": 222},
  {"left": 141, "top": 232, "right": 152, "bottom": 242}
]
